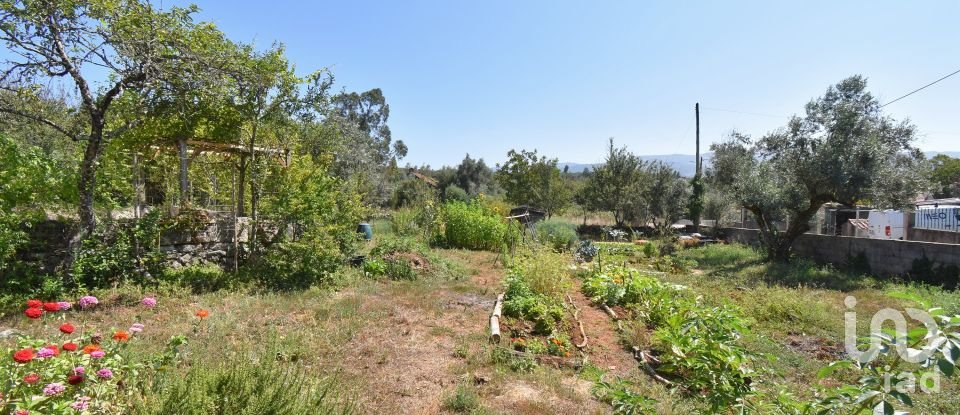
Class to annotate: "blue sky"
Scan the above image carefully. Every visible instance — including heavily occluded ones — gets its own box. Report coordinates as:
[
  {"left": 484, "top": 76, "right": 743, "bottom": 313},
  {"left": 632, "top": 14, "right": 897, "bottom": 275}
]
[{"left": 149, "top": 1, "right": 960, "bottom": 165}]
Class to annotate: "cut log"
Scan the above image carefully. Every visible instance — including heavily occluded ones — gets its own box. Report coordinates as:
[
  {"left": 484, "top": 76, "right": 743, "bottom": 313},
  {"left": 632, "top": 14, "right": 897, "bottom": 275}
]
[{"left": 490, "top": 293, "right": 504, "bottom": 343}]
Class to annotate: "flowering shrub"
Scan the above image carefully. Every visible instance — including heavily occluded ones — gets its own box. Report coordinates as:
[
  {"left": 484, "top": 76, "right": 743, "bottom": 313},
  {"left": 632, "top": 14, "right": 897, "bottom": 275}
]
[{"left": 0, "top": 295, "right": 188, "bottom": 414}]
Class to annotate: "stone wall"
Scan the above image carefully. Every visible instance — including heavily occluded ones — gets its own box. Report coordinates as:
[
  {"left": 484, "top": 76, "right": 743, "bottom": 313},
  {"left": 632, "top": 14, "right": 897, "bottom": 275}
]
[
  {"left": 725, "top": 227, "right": 960, "bottom": 276},
  {"left": 159, "top": 217, "right": 250, "bottom": 269}
]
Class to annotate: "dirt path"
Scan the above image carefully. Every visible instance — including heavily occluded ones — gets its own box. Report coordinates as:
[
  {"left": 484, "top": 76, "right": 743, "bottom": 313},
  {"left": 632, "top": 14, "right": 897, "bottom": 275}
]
[
  {"left": 327, "top": 250, "right": 622, "bottom": 414},
  {"left": 568, "top": 281, "right": 638, "bottom": 379}
]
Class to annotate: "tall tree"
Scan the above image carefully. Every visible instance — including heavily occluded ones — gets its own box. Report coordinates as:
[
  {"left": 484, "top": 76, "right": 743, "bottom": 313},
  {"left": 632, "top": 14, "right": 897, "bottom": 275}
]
[
  {"left": 930, "top": 154, "right": 960, "bottom": 198},
  {"left": 0, "top": 0, "right": 210, "bottom": 234},
  {"left": 495, "top": 149, "right": 571, "bottom": 216},
  {"left": 454, "top": 154, "right": 494, "bottom": 195},
  {"left": 643, "top": 161, "right": 689, "bottom": 233},
  {"left": 323, "top": 88, "right": 406, "bottom": 205},
  {"left": 710, "top": 76, "right": 928, "bottom": 261},
  {"left": 579, "top": 139, "right": 645, "bottom": 226}
]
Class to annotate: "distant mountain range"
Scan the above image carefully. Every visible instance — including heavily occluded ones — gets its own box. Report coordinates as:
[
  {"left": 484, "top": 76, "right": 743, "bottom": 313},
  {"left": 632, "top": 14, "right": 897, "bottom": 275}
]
[
  {"left": 561, "top": 151, "right": 960, "bottom": 178},
  {"left": 560, "top": 153, "right": 713, "bottom": 177}
]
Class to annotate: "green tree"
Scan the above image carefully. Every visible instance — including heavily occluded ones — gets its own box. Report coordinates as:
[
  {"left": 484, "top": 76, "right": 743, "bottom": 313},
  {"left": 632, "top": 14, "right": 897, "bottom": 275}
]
[
  {"left": 0, "top": 0, "right": 212, "bottom": 235},
  {"left": 453, "top": 154, "right": 495, "bottom": 196},
  {"left": 322, "top": 88, "right": 406, "bottom": 206},
  {"left": 643, "top": 161, "right": 690, "bottom": 233},
  {"left": 930, "top": 154, "right": 960, "bottom": 198},
  {"left": 710, "top": 76, "right": 928, "bottom": 261},
  {"left": 495, "top": 149, "right": 571, "bottom": 217},
  {"left": 579, "top": 139, "right": 645, "bottom": 226}
]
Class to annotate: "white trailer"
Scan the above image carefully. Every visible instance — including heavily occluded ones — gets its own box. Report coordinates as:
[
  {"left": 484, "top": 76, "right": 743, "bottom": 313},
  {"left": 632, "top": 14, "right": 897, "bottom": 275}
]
[{"left": 867, "top": 210, "right": 905, "bottom": 240}]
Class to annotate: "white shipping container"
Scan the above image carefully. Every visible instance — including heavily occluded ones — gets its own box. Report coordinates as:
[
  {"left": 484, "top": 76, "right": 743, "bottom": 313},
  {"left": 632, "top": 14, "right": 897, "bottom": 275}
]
[
  {"left": 914, "top": 207, "right": 960, "bottom": 232},
  {"left": 868, "top": 210, "right": 905, "bottom": 240}
]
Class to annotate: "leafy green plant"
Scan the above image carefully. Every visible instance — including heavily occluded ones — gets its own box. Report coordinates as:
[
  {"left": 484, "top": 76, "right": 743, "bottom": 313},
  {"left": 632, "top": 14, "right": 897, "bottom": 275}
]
[
  {"left": 73, "top": 210, "right": 166, "bottom": 289},
  {"left": 383, "top": 258, "right": 416, "bottom": 281},
  {"left": 652, "top": 304, "right": 756, "bottom": 411},
  {"left": 535, "top": 219, "right": 578, "bottom": 252},
  {"left": 133, "top": 350, "right": 356, "bottom": 414},
  {"left": 439, "top": 201, "right": 508, "bottom": 251},
  {"left": 575, "top": 240, "right": 599, "bottom": 263},
  {"left": 362, "top": 258, "right": 387, "bottom": 277},
  {"left": 501, "top": 249, "right": 572, "bottom": 334},
  {"left": 592, "top": 378, "right": 657, "bottom": 414},
  {"left": 389, "top": 207, "right": 422, "bottom": 238},
  {"left": 802, "top": 298, "right": 960, "bottom": 415},
  {"left": 502, "top": 271, "right": 566, "bottom": 334},
  {"left": 161, "top": 264, "right": 245, "bottom": 294},
  {"left": 491, "top": 347, "right": 537, "bottom": 373},
  {"left": 442, "top": 384, "right": 480, "bottom": 413}
]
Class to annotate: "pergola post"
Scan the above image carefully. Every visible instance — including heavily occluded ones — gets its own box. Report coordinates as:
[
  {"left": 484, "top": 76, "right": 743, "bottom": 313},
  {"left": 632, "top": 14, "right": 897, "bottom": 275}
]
[{"left": 177, "top": 138, "right": 189, "bottom": 206}]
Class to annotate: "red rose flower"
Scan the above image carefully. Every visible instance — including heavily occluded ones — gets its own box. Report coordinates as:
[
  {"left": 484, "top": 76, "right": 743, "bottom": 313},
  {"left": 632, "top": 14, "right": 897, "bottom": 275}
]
[
  {"left": 62, "top": 342, "right": 78, "bottom": 352},
  {"left": 24, "top": 308, "right": 42, "bottom": 319},
  {"left": 26, "top": 299, "right": 42, "bottom": 308},
  {"left": 23, "top": 373, "right": 40, "bottom": 384},
  {"left": 42, "top": 302, "right": 59, "bottom": 312},
  {"left": 13, "top": 348, "right": 34, "bottom": 363},
  {"left": 67, "top": 375, "right": 84, "bottom": 385},
  {"left": 59, "top": 323, "right": 75, "bottom": 334}
]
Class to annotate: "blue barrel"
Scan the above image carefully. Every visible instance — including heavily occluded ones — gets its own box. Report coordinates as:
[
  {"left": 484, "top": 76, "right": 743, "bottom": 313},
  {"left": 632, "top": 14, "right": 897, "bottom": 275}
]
[{"left": 357, "top": 222, "right": 373, "bottom": 241}]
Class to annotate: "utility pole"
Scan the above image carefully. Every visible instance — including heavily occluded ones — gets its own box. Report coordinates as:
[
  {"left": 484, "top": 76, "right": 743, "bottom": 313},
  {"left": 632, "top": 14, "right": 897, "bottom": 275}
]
[
  {"left": 693, "top": 103, "right": 702, "bottom": 231},
  {"left": 695, "top": 103, "right": 700, "bottom": 177}
]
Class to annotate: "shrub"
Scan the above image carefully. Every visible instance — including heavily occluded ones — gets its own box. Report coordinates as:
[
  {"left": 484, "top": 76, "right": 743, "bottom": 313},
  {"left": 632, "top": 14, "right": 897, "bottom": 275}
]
[
  {"left": 133, "top": 351, "right": 355, "bottom": 415},
  {"left": 440, "top": 201, "right": 508, "bottom": 251},
  {"left": 390, "top": 207, "right": 421, "bottom": 238},
  {"left": 443, "top": 184, "right": 470, "bottom": 203},
  {"left": 362, "top": 258, "right": 387, "bottom": 277},
  {"left": 73, "top": 210, "right": 166, "bottom": 289},
  {"left": 161, "top": 265, "right": 244, "bottom": 294},
  {"left": 442, "top": 384, "right": 480, "bottom": 413},
  {"left": 370, "top": 235, "right": 425, "bottom": 257},
  {"left": 248, "top": 235, "right": 344, "bottom": 291},
  {"left": 535, "top": 219, "right": 578, "bottom": 252},
  {"left": 383, "top": 258, "right": 416, "bottom": 281}
]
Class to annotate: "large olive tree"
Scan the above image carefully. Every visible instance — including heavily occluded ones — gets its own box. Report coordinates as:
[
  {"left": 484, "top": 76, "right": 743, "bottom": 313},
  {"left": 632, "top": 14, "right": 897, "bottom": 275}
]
[{"left": 710, "top": 76, "right": 928, "bottom": 261}]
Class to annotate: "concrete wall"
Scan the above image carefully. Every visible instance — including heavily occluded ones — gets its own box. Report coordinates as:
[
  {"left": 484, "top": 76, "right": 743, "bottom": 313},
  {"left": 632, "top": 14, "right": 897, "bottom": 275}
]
[
  {"left": 909, "top": 228, "right": 960, "bottom": 245},
  {"left": 725, "top": 227, "right": 960, "bottom": 276}
]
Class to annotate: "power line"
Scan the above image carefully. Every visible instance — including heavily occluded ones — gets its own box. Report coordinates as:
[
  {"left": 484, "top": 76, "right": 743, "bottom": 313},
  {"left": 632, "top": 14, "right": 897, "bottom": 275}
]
[
  {"left": 881, "top": 67, "right": 960, "bottom": 108},
  {"left": 700, "top": 106, "right": 789, "bottom": 119}
]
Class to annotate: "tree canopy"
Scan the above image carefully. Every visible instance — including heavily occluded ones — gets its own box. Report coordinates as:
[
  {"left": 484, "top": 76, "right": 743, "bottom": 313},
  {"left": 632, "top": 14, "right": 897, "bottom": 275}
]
[
  {"left": 495, "top": 149, "right": 571, "bottom": 217},
  {"left": 710, "top": 75, "right": 928, "bottom": 261}
]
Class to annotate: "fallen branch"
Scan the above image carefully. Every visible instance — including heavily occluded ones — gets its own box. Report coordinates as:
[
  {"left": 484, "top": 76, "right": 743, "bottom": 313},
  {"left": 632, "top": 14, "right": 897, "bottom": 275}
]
[
  {"left": 490, "top": 293, "right": 504, "bottom": 343},
  {"left": 601, "top": 304, "right": 618, "bottom": 320},
  {"left": 566, "top": 294, "right": 588, "bottom": 349},
  {"left": 635, "top": 348, "right": 673, "bottom": 386}
]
